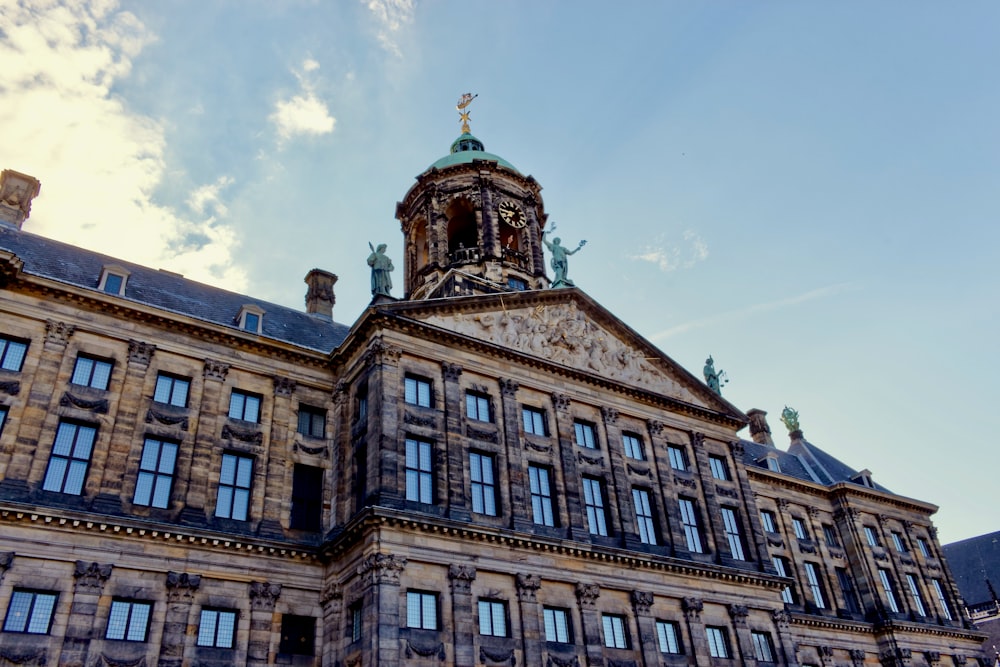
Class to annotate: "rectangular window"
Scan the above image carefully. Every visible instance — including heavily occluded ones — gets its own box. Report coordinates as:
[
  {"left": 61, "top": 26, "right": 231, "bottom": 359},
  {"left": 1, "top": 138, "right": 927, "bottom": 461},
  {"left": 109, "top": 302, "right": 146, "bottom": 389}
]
[
  {"left": 404, "top": 375, "right": 432, "bottom": 407},
  {"left": 751, "top": 631, "right": 775, "bottom": 662},
  {"left": 622, "top": 433, "right": 644, "bottom": 460},
  {"left": 602, "top": 614, "right": 628, "bottom": 649},
  {"left": 543, "top": 607, "right": 571, "bottom": 643},
  {"left": 917, "top": 537, "right": 931, "bottom": 559},
  {"left": 906, "top": 574, "right": 927, "bottom": 617},
  {"left": 582, "top": 476, "right": 608, "bottom": 536},
  {"left": 470, "top": 452, "right": 497, "bottom": 516},
  {"left": 773, "top": 556, "right": 796, "bottom": 604},
  {"left": 765, "top": 456, "right": 781, "bottom": 472},
  {"left": 667, "top": 445, "right": 688, "bottom": 471},
  {"left": 632, "top": 488, "right": 657, "bottom": 545},
  {"left": 0, "top": 406, "right": 7, "bottom": 437},
  {"left": 153, "top": 373, "right": 190, "bottom": 407},
  {"left": 721, "top": 507, "right": 746, "bottom": 560},
  {"left": 708, "top": 455, "right": 729, "bottom": 480},
  {"left": 133, "top": 436, "right": 178, "bottom": 508},
  {"left": 507, "top": 277, "right": 527, "bottom": 291},
  {"left": 70, "top": 355, "right": 113, "bottom": 390},
  {"left": 290, "top": 464, "right": 323, "bottom": 531},
  {"left": 655, "top": 620, "right": 682, "bottom": 654},
  {"left": 706, "top": 626, "right": 730, "bottom": 658},
  {"left": 406, "top": 592, "right": 437, "bottom": 630},
  {"left": 478, "top": 600, "right": 507, "bottom": 637},
  {"left": 891, "top": 531, "right": 908, "bottom": 553},
  {"left": 0, "top": 336, "right": 28, "bottom": 372},
  {"left": 42, "top": 420, "right": 96, "bottom": 495},
  {"left": 349, "top": 602, "right": 363, "bottom": 643},
  {"left": 574, "top": 420, "right": 596, "bottom": 448},
  {"left": 297, "top": 404, "right": 326, "bottom": 438},
  {"left": 3, "top": 590, "right": 57, "bottom": 634},
  {"left": 878, "top": 568, "right": 900, "bottom": 613},
  {"left": 197, "top": 608, "right": 236, "bottom": 648},
  {"left": 522, "top": 406, "right": 547, "bottom": 436},
  {"left": 792, "top": 517, "right": 808, "bottom": 540},
  {"left": 279, "top": 614, "right": 315, "bottom": 656},
  {"left": 822, "top": 524, "right": 840, "bottom": 547},
  {"left": 864, "top": 525, "right": 881, "bottom": 547},
  {"left": 836, "top": 567, "right": 861, "bottom": 614},
  {"left": 529, "top": 465, "right": 555, "bottom": 527},
  {"left": 678, "top": 498, "right": 703, "bottom": 553},
  {"left": 215, "top": 453, "right": 253, "bottom": 520},
  {"left": 405, "top": 437, "right": 433, "bottom": 504},
  {"left": 106, "top": 599, "right": 151, "bottom": 642},
  {"left": 760, "top": 510, "right": 777, "bottom": 533},
  {"left": 465, "top": 391, "right": 492, "bottom": 422},
  {"left": 228, "top": 390, "right": 261, "bottom": 422},
  {"left": 931, "top": 579, "right": 952, "bottom": 620},
  {"left": 804, "top": 562, "right": 827, "bottom": 609},
  {"left": 102, "top": 272, "right": 124, "bottom": 294},
  {"left": 356, "top": 383, "right": 368, "bottom": 423}
]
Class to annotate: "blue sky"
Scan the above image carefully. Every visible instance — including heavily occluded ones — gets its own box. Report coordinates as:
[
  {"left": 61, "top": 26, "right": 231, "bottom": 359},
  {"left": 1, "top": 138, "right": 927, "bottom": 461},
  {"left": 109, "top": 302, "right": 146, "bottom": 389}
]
[{"left": 2, "top": 0, "right": 997, "bottom": 543}]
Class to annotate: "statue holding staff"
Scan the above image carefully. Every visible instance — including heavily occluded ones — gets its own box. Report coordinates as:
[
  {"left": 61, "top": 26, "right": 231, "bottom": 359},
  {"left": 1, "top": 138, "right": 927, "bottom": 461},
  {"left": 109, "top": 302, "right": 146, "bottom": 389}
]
[{"left": 367, "top": 242, "right": 394, "bottom": 297}]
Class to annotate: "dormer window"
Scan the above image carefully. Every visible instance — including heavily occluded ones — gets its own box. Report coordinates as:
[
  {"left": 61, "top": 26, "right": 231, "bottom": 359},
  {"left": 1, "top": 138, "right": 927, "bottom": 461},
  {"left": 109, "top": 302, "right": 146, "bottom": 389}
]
[
  {"left": 237, "top": 305, "right": 264, "bottom": 333},
  {"left": 99, "top": 265, "right": 130, "bottom": 295},
  {"left": 851, "top": 469, "right": 875, "bottom": 488},
  {"left": 758, "top": 454, "right": 780, "bottom": 472}
]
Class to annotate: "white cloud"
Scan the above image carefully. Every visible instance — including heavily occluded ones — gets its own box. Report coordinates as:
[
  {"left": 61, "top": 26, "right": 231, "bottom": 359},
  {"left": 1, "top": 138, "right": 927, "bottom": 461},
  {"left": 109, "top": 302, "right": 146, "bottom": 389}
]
[
  {"left": 269, "top": 59, "right": 336, "bottom": 145},
  {"left": 187, "top": 175, "right": 234, "bottom": 217},
  {"left": 0, "top": 0, "right": 246, "bottom": 288},
  {"left": 629, "top": 230, "right": 709, "bottom": 272},
  {"left": 363, "top": 0, "right": 414, "bottom": 57}
]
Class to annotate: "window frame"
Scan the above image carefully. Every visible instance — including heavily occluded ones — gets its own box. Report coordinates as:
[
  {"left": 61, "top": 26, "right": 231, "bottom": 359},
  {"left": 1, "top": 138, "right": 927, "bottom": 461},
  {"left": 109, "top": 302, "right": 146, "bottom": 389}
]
[
  {"left": 891, "top": 531, "right": 908, "bottom": 554},
  {"left": 878, "top": 568, "right": 900, "bottom": 613},
  {"left": 632, "top": 487, "right": 657, "bottom": 545},
  {"left": 804, "top": 562, "right": 827, "bottom": 609},
  {"left": 469, "top": 451, "right": 498, "bottom": 516},
  {"left": 133, "top": 435, "right": 179, "bottom": 509},
  {"left": 290, "top": 463, "right": 324, "bottom": 531},
  {"left": 543, "top": 607, "right": 571, "bottom": 644},
  {"left": 760, "top": 510, "right": 777, "bottom": 533},
  {"left": 708, "top": 454, "right": 730, "bottom": 481},
  {"left": 836, "top": 567, "right": 861, "bottom": 614},
  {"left": 667, "top": 445, "right": 689, "bottom": 471},
  {"left": 528, "top": 465, "right": 555, "bottom": 527},
  {"left": 905, "top": 573, "right": 927, "bottom": 617},
  {"left": 678, "top": 497, "right": 704, "bottom": 553},
  {"left": 42, "top": 419, "right": 97, "bottom": 495},
  {"left": 405, "top": 437, "right": 434, "bottom": 505},
  {"left": 297, "top": 404, "right": 326, "bottom": 439},
  {"left": 349, "top": 601, "right": 363, "bottom": 643},
  {"left": 622, "top": 432, "right": 644, "bottom": 460},
  {"left": 705, "top": 626, "right": 730, "bottom": 658},
  {"left": 278, "top": 614, "right": 316, "bottom": 656},
  {"left": 3, "top": 589, "right": 58, "bottom": 634},
  {"left": 916, "top": 537, "right": 932, "bottom": 559},
  {"left": 822, "top": 524, "right": 840, "bottom": 547},
  {"left": 153, "top": 372, "right": 190, "bottom": 408},
  {"left": 196, "top": 608, "right": 237, "bottom": 648},
  {"left": 930, "top": 579, "right": 952, "bottom": 620},
  {"left": 228, "top": 389, "right": 262, "bottom": 423},
  {"left": 864, "top": 525, "right": 882, "bottom": 547},
  {"left": 582, "top": 476, "right": 609, "bottom": 537},
  {"left": 404, "top": 375, "right": 432, "bottom": 408},
  {"left": 772, "top": 556, "right": 796, "bottom": 604},
  {"left": 751, "top": 630, "right": 775, "bottom": 662},
  {"left": 574, "top": 420, "right": 597, "bottom": 449},
  {"left": 477, "top": 599, "right": 508, "bottom": 637},
  {"left": 601, "top": 613, "right": 629, "bottom": 649},
  {"left": 655, "top": 620, "right": 682, "bottom": 654},
  {"left": 0, "top": 405, "right": 8, "bottom": 438},
  {"left": 238, "top": 305, "right": 264, "bottom": 334},
  {"left": 721, "top": 507, "right": 747, "bottom": 561},
  {"left": 105, "top": 599, "right": 152, "bottom": 642},
  {"left": 70, "top": 354, "right": 114, "bottom": 390},
  {"left": 522, "top": 406, "right": 548, "bottom": 436},
  {"left": 0, "top": 335, "right": 29, "bottom": 372},
  {"left": 406, "top": 591, "right": 438, "bottom": 630},
  {"left": 791, "top": 517, "right": 808, "bottom": 540},
  {"left": 98, "top": 265, "right": 129, "bottom": 295},
  {"left": 465, "top": 390, "right": 493, "bottom": 423},
  {"left": 215, "top": 452, "right": 253, "bottom": 521}
]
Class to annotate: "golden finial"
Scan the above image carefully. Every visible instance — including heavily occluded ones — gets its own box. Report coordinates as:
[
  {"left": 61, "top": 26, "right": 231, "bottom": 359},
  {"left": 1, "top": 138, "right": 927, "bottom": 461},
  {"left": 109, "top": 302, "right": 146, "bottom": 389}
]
[{"left": 456, "top": 93, "right": 478, "bottom": 134}]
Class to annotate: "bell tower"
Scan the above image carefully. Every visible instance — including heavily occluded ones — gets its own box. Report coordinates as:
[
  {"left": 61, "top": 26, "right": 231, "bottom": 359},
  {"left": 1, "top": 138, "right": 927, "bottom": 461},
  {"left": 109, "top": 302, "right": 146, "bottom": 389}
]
[{"left": 395, "top": 95, "right": 549, "bottom": 300}]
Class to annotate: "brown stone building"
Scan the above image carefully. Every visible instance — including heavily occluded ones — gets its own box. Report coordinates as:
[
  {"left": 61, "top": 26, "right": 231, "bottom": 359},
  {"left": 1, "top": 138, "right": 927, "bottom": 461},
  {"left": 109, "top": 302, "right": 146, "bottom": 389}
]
[{"left": 0, "top": 134, "right": 988, "bottom": 667}]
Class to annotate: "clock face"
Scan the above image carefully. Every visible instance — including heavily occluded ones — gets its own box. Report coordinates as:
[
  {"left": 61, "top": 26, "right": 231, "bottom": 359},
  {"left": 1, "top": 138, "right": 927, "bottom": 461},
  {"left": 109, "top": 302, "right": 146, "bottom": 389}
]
[{"left": 498, "top": 201, "right": 527, "bottom": 228}]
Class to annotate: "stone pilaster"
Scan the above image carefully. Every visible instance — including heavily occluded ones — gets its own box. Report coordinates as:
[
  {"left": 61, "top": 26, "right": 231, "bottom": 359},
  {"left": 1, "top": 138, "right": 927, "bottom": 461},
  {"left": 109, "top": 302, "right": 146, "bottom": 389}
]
[
  {"left": 369, "top": 340, "right": 402, "bottom": 508},
  {"left": 449, "top": 564, "right": 477, "bottom": 667},
  {"left": 524, "top": 193, "right": 544, "bottom": 278},
  {"left": 179, "top": 359, "right": 229, "bottom": 524},
  {"left": 682, "top": 597, "right": 708, "bottom": 664},
  {"left": 689, "top": 431, "right": 726, "bottom": 563},
  {"left": 575, "top": 583, "right": 602, "bottom": 667},
  {"left": 498, "top": 379, "right": 531, "bottom": 531},
  {"left": 478, "top": 173, "right": 498, "bottom": 259},
  {"left": 320, "top": 581, "right": 343, "bottom": 667},
  {"left": 247, "top": 581, "right": 281, "bottom": 667},
  {"left": 772, "top": 609, "right": 799, "bottom": 667},
  {"left": 551, "top": 393, "right": 588, "bottom": 540},
  {"left": 441, "top": 362, "right": 469, "bottom": 521},
  {"left": 728, "top": 604, "right": 754, "bottom": 665},
  {"left": 159, "top": 571, "right": 201, "bottom": 667},
  {"left": 646, "top": 420, "right": 691, "bottom": 558},
  {"left": 359, "top": 552, "right": 406, "bottom": 666},
  {"left": 730, "top": 440, "right": 771, "bottom": 570},
  {"left": 632, "top": 590, "right": 660, "bottom": 667},
  {"left": 600, "top": 406, "right": 632, "bottom": 546},
  {"left": 516, "top": 574, "right": 542, "bottom": 663},
  {"left": 58, "top": 561, "right": 112, "bottom": 667},
  {"left": 259, "top": 376, "right": 296, "bottom": 537}
]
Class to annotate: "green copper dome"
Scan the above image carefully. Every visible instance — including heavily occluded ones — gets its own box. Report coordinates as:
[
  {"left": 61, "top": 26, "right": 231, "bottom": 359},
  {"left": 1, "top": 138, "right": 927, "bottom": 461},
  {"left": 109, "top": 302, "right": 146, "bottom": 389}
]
[{"left": 429, "top": 133, "right": 519, "bottom": 172}]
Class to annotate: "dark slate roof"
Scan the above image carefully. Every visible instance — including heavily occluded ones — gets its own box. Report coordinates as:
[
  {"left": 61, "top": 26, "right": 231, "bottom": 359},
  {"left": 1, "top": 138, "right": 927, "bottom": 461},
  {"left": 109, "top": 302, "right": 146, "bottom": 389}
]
[
  {"left": 943, "top": 531, "right": 1000, "bottom": 607},
  {"left": 738, "top": 436, "right": 892, "bottom": 493},
  {"left": 0, "top": 225, "right": 351, "bottom": 353}
]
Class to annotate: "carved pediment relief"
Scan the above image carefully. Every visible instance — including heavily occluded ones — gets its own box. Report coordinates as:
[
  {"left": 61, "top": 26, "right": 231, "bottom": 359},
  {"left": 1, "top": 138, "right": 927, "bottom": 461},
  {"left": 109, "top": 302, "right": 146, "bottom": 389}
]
[{"left": 419, "top": 302, "right": 703, "bottom": 404}]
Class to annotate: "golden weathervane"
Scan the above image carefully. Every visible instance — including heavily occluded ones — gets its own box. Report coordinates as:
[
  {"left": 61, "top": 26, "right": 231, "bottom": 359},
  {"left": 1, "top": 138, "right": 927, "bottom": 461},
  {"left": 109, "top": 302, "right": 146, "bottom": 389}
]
[{"left": 457, "top": 92, "right": 477, "bottom": 134}]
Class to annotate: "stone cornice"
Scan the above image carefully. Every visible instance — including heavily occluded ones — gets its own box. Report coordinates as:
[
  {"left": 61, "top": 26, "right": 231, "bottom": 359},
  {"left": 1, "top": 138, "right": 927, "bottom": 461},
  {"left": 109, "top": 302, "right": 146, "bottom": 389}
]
[{"left": 789, "top": 611, "right": 985, "bottom": 643}]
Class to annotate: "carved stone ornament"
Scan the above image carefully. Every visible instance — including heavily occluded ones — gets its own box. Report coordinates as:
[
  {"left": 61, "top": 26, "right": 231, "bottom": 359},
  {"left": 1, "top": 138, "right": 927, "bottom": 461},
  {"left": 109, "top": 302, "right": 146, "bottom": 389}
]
[
  {"left": 221, "top": 423, "right": 263, "bottom": 445},
  {"left": 45, "top": 320, "right": 74, "bottom": 346},
  {"left": 74, "top": 560, "right": 113, "bottom": 592},
  {"left": 777, "top": 498, "right": 791, "bottom": 510},
  {"left": 321, "top": 581, "right": 343, "bottom": 607},
  {"left": 798, "top": 540, "right": 817, "bottom": 554},
  {"left": 146, "top": 408, "right": 188, "bottom": 431},
  {"left": 546, "top": 656, "right": 580, "bottom": 667},
  {"left": 551, "top": 392, "right": 571, "bottom": 412},
  {"left": 515, "top": 573, "right": 541, "bottom": 602},
  {"left": 627, "top": 464, "right": 651, "bottom": 479},
  {"left": 359, "top": 552, "right": 406, "bottom": 585},
  {"left": 631, "top": 590, "right": 654, "bottom": 614},
  {"left": 0, "top": 169, "right": 41, "bottom": 223},
  {"left": 60, "top": 391, "right": 109, "bottom": 413},
  {"left": 728, "top": 604, "right": 749, "bottom": 624},
  {"left": 363, "top": 339, "right": 401, "bottom": 368},
  {"left": 0, "top": 648, "right": 47, "bottom": 667},
  {"left": 607, "top": 661, "right": 638, "bottom": 667},
  {"left": 273, "top": 376, "right": 296, "bottom": 397},
  {"left": 849, "top": 649, "right": 867, "bottom": 665},
  {"left": 690, "top": 431, "right": 705, "bottom": 448},
  {"left": 448, "top": 564, "right": 477, "bottom": 594},
  {"left": 441, "top": 361, "right": 462, "bottom": 382},
  {"left": 127, "top": 340, "right": 155, "bottom": 366},
  {"left": 600, "top": 406, "right": 618, "bottom": 424},
  {"left": 575, "top": 583, "right": 600, "bottom": 608},
  {"left": 480, "top": 646, "right": 516, "bottom": 666},
  {"left": 772, "top": 609, "right": 791, "bottom": 627},
  {"left": 577, "top": 451, "right": 603, "bottom": 467},
  {"left": 0, "top": 380, "right": 20, "bottom": 396},
  {"left": 249, "top": 581, "right": 282, "bottom": 610},
  {"left": 682, "top": 597, "right": 704, "bottom": 619},
  {"left": 295, "top": 441, "right": 328, "bottom": 456},
  {"left": 766, "top": 533, "right": 784, "bottom": 547},
  {"left": 0, "top": 251, "right": 24, "bottom": 288},
  {"left": 524, "top": 440, "right": 551, "bottom": 454},
  {"left": 404, "top": 411, "right": 437, "bottom": 429},
  {"left": 925, "top": 651, "right": 941, "bottom": 665},
  {"left": 499, "top": 378, "right": 519, "bottom": 396},
  {"left": 818, "top": 646, "right": 835, "bottom": 658},
  {"left": 674, "top": 475, "right": 696, "bottom": 489},
  {"left": 729, "top": 440, "right": 745, "bottom": 456},
  {"left": 807, "top": 506, "right": 820, "bottom": 517},
  {"left": 953, "top": 654, "right": 967, "bottom": 665},
  {"left": 203, "top": 359, "right": 230, "bottom": 381},
  {"left": 0, "top": 552, "right": 12, "bottom": 571},
  {"left": 467, "top": 425, "right": 499, "bottom": 443},
  {"left": 646, "top": 419, "right": 665, "bottom": 436},
  {"left": 165, "top": 571, "right": 201, "bottom": 601},
  {"left": 420, "top": 303, "right": 694, "bottom": 400},
  {"left": 405, "top": 639, "right": 445, "bottom": 660},
  {"left": 716, "top": 485, "right": 738, "bottom": 499}
]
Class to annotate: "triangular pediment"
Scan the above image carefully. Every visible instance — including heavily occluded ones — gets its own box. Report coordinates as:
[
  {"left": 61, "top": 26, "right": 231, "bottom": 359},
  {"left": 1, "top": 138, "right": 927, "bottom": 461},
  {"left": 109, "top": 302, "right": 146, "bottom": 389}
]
[{"left": 377, "top": 289, "right": 743, "bottom": 420}]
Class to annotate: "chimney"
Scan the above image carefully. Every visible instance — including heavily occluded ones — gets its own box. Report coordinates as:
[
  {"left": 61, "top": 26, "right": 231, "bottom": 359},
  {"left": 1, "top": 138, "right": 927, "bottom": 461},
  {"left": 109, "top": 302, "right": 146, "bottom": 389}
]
[
  {"left": 304, "top": 269, "right": 337, "bottom": 320},
  {"left": 747, "top": 408, "right": 774, "bottom": 446},
  {"left": 0, "top": 170, "right": 41, "bottom": 230}
]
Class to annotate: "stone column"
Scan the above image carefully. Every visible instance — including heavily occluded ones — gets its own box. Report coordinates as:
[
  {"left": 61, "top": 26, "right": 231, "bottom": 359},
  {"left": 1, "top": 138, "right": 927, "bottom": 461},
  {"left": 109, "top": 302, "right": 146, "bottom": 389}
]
[
  {"left": 369, "top": 340, "right": 402, "bottom": 508},
  {"left": 320, "top": 581, "right": 343, "bottom": 667},
  {"left": 478, "top": 173, "right": 498, "bottom": 259},
  {"left": 730, "top": 441, "right": 772, "bottom": 569},
  {"left": 632, "top": 590, "right": 660, "bottom": 667},
  {"left": 359, "top": 552, "right": 406, "bottom": 665},
  {"left": 449, "top": 564, "right": 477, "bottom": 667},
  {"left": 5, "top": 320, "right": 74, "bottom": 493},
  {"left": 94, "top": 340, "right": 156, "bottom": 512},
  {"left": 524, "top": 193, "right": 545, "bottom": 278},
  {"left": 682, "top": 597, "right": 708, "bottom": 666},
  {"left": 552, "top": 393, "right": 588, "bottom": 540},
  {"left": 441, "top": 362, "right": 469, "bottom": 521},
  {"left": 647, "top": 420, "right": 691, "bottom": 558},
  {"left": 178, "top": 360, "right": 229, "bottom": 525},
  {"left": 59, "top": 561, "right": 112, "bottom": 667},
  {"left": 728, "top": 604, "right": 754, "bottom": 665},
  {"left": 601, "top": 406, "right": 632, "bottom": 545},
  {"left": 159, "top": 572, "right": 201, "bottom": 667},
  {"left": 259, "top": 376, "right": 296, "bottom": 537},
  {"left": 516, "top": 574, "right": 543, "bottom": 663},
  {"left": 689, "top": 431, "right": 725, "bottom": 563},
  {"left": 498, "top": 379, "right": 532, "bottom": 531},
  {"left": 772, "top": 609, "right": 799, "bottom": 667},
  {"left": 247, "top": 581, "right": 281, "bottom": 667},
  {"left": 575, "top": 583, "right": 603, "bottom": 667}
]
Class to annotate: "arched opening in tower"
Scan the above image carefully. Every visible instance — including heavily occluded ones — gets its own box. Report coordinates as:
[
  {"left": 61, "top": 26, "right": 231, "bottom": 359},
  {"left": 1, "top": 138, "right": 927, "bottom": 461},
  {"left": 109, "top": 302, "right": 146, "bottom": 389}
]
[
  {"left": 499, "top": 223, "right": 527, "bottom": 271},
  {"left": 412, "top": 218, "right": 429, "bottom": 268},
  {"left": 446, "top": 198, "right": 479, "bottom": 264}
]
